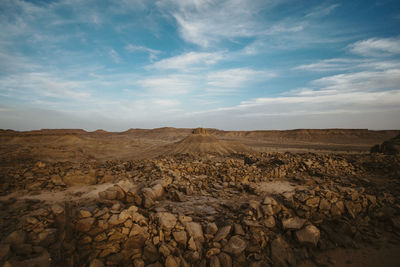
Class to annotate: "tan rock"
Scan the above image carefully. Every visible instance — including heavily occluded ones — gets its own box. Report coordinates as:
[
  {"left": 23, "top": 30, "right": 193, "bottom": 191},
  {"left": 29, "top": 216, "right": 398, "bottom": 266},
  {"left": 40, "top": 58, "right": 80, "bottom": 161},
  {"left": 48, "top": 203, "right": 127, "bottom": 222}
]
[
  {"left": 223, "top": 235, "right": 247, "bottom": 256},
  {"left": 306, "top": 197, "right": 320, "bottom": 208},
  {"left": 206, "top": 248, "right": 221, "bottom": 258},
  {"left": 185, "top": 222, "right": 204, "bottom": 243},
  {"left": 217, "top": 252, "right": 232, "bottom": 267},
  {"left": 130, "top": 224, "right": 148, "bottom": 237},
  {"left": 79, "top": 209, "right": 92, "bottom": 218},
  {"left": 210, "top": 255, "right": 221, "bottom": 267},
  {"left": 319, "top": 198, "right": 331, "bottom": 211},
  {"left": 263, "top": 216, "right": 276, "bottom": 228},
  {"left": 206, "top": 222, "right": 218, "bottom": 235},
  {"left": 157, "top": 212, "right": 177, "bottom": 231},
  {"left": 282, "top": 217, "right": 306, "bottom": 230},
  {"left": 331, "top": 201, "right": 344, "bottom": 216},
  {"left": 172, "top": 231, "right": 187, "bottom": 246},
  {"left": 89, "top": 259, "right": 104, "bottom": 267},
  {"left": 51, "top": 204, "right": 64, "bottom": 215},
  {"left": 296, "top": 224, "right": 320, "bottom": 246},
  {"left": 165, "top": 255, "right": 179, "bottom": 267},
  {"left": 214, "top": 225, "right": 231, "bottom": 242},
  {"left": 76, "top": 218, "right": 95, "bottom": 232}
]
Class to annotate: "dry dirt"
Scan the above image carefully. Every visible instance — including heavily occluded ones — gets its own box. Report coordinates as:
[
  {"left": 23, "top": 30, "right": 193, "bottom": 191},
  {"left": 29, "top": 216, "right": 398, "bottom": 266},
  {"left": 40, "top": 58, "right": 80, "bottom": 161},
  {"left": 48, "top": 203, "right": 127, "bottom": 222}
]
[{"left": 0, "top": 127, "right": 399, "bottom": 267}]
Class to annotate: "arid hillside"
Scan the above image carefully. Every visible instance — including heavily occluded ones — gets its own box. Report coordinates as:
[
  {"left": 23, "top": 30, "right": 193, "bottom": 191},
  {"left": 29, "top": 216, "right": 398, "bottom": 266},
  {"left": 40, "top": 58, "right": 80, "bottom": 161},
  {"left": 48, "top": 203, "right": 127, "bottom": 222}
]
[
  {"left": 0, "top": 128, "right": 398, "bottom": 164},
  {"left": 0, "top": 127, "right": 400, "bottom": 267}
]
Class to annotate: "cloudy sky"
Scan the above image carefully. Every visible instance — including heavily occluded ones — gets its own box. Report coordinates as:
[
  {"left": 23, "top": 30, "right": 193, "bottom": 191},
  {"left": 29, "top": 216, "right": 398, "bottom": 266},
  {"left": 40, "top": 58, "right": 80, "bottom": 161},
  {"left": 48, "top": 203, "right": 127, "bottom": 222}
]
[{"left": 0, "top": 0, "right": 400, "bottom": 131}]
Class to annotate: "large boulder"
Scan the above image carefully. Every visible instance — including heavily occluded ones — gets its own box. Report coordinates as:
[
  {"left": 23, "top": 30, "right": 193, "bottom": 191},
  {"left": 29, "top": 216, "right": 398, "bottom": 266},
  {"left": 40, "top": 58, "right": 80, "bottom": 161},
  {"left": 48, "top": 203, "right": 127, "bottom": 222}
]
[{"left": 296, "top": 224, "right": 320, "bottom": 246}]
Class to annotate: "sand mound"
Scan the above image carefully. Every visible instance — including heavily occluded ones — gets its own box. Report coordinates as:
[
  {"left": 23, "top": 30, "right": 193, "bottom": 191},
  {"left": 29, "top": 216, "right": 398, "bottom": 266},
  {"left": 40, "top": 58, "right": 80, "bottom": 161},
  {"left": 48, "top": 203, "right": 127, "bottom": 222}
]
[{"left": 163, "top": 128, "right": 250, "bottom": 155}]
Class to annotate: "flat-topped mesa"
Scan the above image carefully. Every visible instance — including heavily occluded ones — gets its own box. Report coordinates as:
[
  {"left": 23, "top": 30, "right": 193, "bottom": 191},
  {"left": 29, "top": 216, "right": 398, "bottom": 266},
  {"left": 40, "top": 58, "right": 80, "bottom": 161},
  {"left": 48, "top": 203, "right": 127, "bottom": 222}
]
[{"left": 192, "top": 128, "right": 209, "bottom": 135}]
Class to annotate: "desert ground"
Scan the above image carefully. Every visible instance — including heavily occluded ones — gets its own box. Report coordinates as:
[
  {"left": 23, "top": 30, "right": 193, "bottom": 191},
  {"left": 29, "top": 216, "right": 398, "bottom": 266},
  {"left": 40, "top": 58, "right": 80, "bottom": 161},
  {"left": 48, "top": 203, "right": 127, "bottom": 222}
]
[{"left": 0, "top": 127, "right": 400, "bottom": 267}]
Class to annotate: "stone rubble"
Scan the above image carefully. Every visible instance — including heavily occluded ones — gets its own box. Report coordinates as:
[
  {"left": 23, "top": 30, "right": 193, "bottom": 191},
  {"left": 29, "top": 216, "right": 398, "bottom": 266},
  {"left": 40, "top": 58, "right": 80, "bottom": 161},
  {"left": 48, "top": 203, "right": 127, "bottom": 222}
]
[{"left": 0, "top": 152, "right": 399, "bottom": 266}]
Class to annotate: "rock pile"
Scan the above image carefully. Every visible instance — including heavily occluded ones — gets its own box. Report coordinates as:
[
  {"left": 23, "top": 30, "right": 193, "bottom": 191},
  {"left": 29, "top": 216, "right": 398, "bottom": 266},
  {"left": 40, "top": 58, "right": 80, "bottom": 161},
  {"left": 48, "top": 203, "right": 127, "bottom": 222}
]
[{"left": 1, "top": 152, "right": 400, "bottom": 266}]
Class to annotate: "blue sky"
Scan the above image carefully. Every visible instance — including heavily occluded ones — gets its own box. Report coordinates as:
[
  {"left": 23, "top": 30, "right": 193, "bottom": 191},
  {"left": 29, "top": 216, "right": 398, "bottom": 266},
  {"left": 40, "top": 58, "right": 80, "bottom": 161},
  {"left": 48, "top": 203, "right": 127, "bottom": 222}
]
[{"left": 0, "top": 0, "right": 400, "bottom": 131}]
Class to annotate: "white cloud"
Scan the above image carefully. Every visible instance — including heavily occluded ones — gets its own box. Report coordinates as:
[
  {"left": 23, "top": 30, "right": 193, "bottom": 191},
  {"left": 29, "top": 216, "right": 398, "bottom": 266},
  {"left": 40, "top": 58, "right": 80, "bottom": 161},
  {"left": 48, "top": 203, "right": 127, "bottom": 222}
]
[
  {"left": 150, "top": 51, "right": 223, "bottom": 70},
  {"left": 207, "top": 68, "right": 275, "bottom": 91},
  {"left": 157, "top": 0, "right": 271, "bottom": 47},
  {"left": 186, "top": 64, "right": 400, "bottom": 129},
  {"left": 125, "top": 44, "right": 161, "bottom": 61},
  {"left": 0, "top": 72, "right": 91, "bottom": 100},
  {"left": 311, "top": 69, "right": 400, "bottom": 93},
  {"left": 294, "top": 58, "right": 362, "bottom": 72},
  {"left": 349, "top": 37, "right": 400, "bottom": 57},
  {"left": 305, "top": 4, "right": 340, "bottom": 18}
]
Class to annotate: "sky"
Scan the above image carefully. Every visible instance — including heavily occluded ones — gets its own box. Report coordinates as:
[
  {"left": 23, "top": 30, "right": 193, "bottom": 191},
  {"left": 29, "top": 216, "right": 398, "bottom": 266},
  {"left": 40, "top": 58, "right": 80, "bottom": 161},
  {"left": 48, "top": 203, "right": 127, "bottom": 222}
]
[{"left": 0, "top": 0, "right": 400, "bottom": 131}]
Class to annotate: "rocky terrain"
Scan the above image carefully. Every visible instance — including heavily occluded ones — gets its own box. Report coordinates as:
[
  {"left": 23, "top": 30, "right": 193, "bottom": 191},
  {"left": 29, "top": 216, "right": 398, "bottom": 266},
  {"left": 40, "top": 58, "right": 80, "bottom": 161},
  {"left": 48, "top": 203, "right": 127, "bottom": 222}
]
[{"left": 0, "top": 128, "right": 400, "bottom": 266}]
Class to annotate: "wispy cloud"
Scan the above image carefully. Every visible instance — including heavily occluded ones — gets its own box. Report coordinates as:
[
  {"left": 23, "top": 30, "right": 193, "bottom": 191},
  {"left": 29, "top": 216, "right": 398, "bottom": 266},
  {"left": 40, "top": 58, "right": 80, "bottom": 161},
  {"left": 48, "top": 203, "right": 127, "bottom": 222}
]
[
  {"left": 349, "top": 37, "right": 400, "bottom": 57},
  {"left": 150, "top": 51, "right": 224, "bottom": 70},
  {"left": 206, "top": 68, "right": 276, "bottom": 92},
  {"left": 158, "top": 0, "right": 272, "bottom": 47},
  {"left": 305, "top": 3, "right": 340, "bottom": 18},
  {"left": 125, "top": 44, "right": 162, "bottom": 61},
  {"left": 109, "top": 49, "right": 121, "bottom": 63},
  {"left": 0, "top": 72, "right": 91, "bottom": 101}
]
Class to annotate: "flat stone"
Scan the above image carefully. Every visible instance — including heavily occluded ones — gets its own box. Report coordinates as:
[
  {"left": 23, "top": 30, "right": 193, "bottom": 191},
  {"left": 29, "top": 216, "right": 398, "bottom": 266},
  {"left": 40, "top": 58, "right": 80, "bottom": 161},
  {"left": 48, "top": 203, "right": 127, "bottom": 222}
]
[
  {"left": 79, "top": 209, "right": 92, "bottom": 218},
  {"left": 130, "top": 224, "right": 148, "bottom": 237},
  {"left": 108, "top": 214, "right": 124, "bottom": 226}
]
